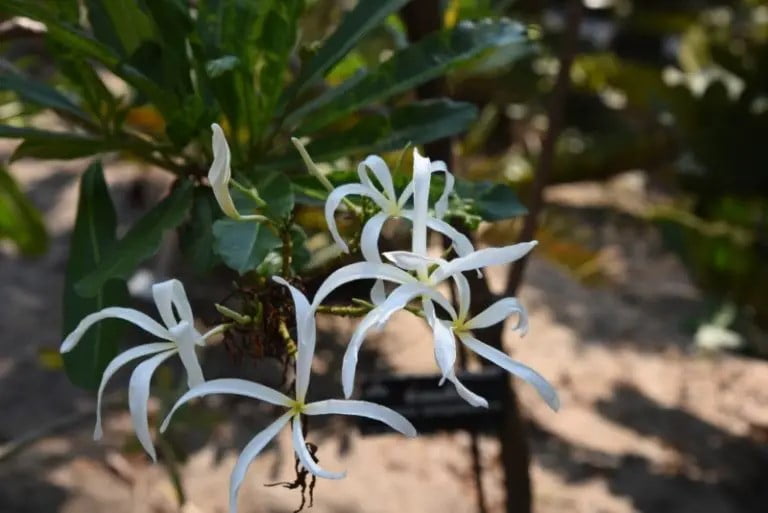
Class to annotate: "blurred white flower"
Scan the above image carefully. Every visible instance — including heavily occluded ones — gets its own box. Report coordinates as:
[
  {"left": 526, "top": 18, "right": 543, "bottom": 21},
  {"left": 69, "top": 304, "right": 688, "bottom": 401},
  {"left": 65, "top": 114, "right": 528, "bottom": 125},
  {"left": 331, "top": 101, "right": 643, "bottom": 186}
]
[
  {"left": 161, "top": 277, "right": 416, "bottom": 513},
  {"left": 60, "top": 279, "right": 224, "bottom": 460}
]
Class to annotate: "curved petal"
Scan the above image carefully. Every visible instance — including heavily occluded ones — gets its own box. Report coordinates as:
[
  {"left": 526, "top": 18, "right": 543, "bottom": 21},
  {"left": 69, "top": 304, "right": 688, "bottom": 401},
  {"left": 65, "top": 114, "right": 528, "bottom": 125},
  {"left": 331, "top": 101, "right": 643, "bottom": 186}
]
[
  {"left": 305, "top": 399, "right": 417, "bottom": 438},
  {"left": 273, "top": 277, "right": 315, "bottom": 402},
  {"left": 325, "top": 183, "right": 383, "bottom": 253},
  {"left": 169, "top": 321, "right": 205, "bottom": 388},
  {"left": 432, "top": 242, "right": 538, "bottom": 282},
  {"left": 229, "top": 411, "right": 292, "bottom": 513},
  {"left": 360, "top": 212, "right": 390, "bottom": 264},
  {"left": 370, "top": 280, "right": 387, "bottom": 305},
  {"left": 459, "top": 333, "right": 559, "bottom": 411},
  {"left": 93, "top": 342, "right": 175, "bottom": 440},
  {"left": 151, "top": 279, "right": 194, "bottom": 327},
  {"left": 310, "top": 261, "right": 416, "bottom": 311},
  {"left": 453, "top": 272, "right": 471, "bottom": 323},
  {"left": 209, "top": 124, "right": 240, "bottom": 219},
  {"left": 431, "top": 316, "right": 456, "bottom": 385},
  {"left": 429, "top": 159, "right": 454, "bottom": 218},
  {"left": 466, "top": 297, "right": 528, "bottom": 335},
  {"left": 292, "top": 417, "right": 346, "bottom": 479},
  {"left": 383, "top": 250, "right": 442, "bottom": 272},
  {"left": 423, "top": 217, "right": 474, "bottom": 257},
  {"left": 128, "top": 349, "right": 178, "bottom": 461},
  {"left": 358, "top": 155, "right": 396, "bottom": 203},
  {"left": 341, "top": 282, "right": 454, "bottom": 398},
  {"left": 61, "top": 307, "right": 170, "bottom": 353},
  {"left": 410, "top": 149, "right": 432, "bottom": 257},
  {"left": 447, "top": 371, "right": 489, "bottom": 408},
  {"left": 160, "top": 379, "right": 292, "bottom": 432}
]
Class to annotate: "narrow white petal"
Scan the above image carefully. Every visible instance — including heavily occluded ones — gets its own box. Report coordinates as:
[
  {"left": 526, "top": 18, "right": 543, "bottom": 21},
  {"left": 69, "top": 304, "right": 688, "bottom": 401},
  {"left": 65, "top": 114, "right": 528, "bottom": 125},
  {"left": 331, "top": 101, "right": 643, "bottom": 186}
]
[
  {"left": 360, "top": 212, "right": 390, "bottom": 264},
  {"left": 93, "top": 342, "right": 175, "bottom": 440},
  {"left": 358, "top": 155, "right": 396, "bottom": 203},
  {"left": 466, "top": 297, "right": 529, "bottom": 335},
  {"left": 423, "top": 216, "right": 474, "bottom": 257},
  {"left": 431, "top": 318, "right": 457, "bottom": 385},
  {"left": 432, "top": 242, "right": 538, "bottom": 282},
  {"left": 128, "top": 349, "right": 177, "bottom": 461},
  {"left": 209, "top": 124, "right": 240, "bottom": 219},
  {"left": 305, "top": 399, "right": 417, "bottom": 438},
  {"left": 411, "top": 149, "right": 431, "bottom": 256},
  {"left": 151, "top": 279, "right": 194, "bottom": 327},
  {"left": 160, "top": 379, "right": 292, "bottom": 432},
  {"left": 310, "top": 261, "right": 415, "bottom": 311},
  {"left": 273, "top": 277, "right": 316, "bottom": 402},
  {"left": 447, "top": 371, "right": 489, "bottom": 408},
  {"left": 61, "top": 307, "right": 170, "bottom": 353},
  {"left": 370, "top": 280, "right": 387, "bottom": 305},
  {"left": 429, "top": 160, "right": 454, "bottom": 218},
  {"left": 453, "top": 272, "right": 472, "bottom": 322},
  {"left": 229, "top": 412, "right": 292, "bottom": 513},
  {"left": 382, "top": 250, "right": 441, "bottom": 272},
  {"left": 459, "top": 333, "right": 559, "bottom": 411},
  {"left": 397, "top": 181, "right": 414, "bottom": 209},
  {"left": 325, "top": 183, "right": 382, "bottom": 253},
  {"left": 169, "top": 321, "right": 205, "bottom": 388},
  {"left": 292, "top": 417, "right": 346, "bottom": 479}
]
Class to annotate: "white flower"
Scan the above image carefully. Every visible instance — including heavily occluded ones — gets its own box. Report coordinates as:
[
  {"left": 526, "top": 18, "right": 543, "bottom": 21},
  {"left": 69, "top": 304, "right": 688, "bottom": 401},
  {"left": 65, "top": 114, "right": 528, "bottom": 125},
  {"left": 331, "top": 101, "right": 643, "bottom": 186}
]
[
  {"left": 60, "top": 279, "right": 223, "bottom": 461},
  {"left": 209, "top": 124, "right": 266, "bottom": 221},
  {"left": 161, "top": 277, "right": 417, "bottom": 513}
]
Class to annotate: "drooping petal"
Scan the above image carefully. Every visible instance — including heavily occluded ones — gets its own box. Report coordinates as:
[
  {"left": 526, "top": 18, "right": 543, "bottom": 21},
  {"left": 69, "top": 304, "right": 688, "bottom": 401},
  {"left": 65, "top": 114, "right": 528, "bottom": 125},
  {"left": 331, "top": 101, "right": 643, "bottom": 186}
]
[
  {"left": 229, "top": 411, "right": 292, "bottom": 513},
  {"left": 292, "top": 416, "right": 346, "bottom": 479},
  {"left": 466, "top": 297, "right": 528, "bottom": 335},
  {"left": 310, "top": 261, "right": 416, "bottom": 311},
  {"left": 459, "top": 333, "right": 559, "bottom": 411},
  {"left": 370, "top": 280, "right": 387, "bottom": 305},
  {"left": 94, "top": 342, "right": 175, "bottom": 440},
  {"left": 429, "top": 159, "right": 455, "bottom": 218},
  {"left": 160, "top": 379, "right": 293, "bottom": 432},
  {"left": 305, "top": 399, "right": 417, "bottom": 438},
  {"left": 432, "top": 242, "right": 538, "bottom": 282},
  {"left": 61, "top": 307, "right": 171, "bottom": 353},
  {"left": 360, "top": 212, "right": 390, "bottom": 264},
  {"left": 151, "top": 279, "right": 194, "bottom": 327},
  {"left": 358, "top": 155, "right": 396, "bottom": 203},
  {"left": 273, "top": 277, "right": 315, "bottom": 402},
  {"left": 430, "top": 316, "right": 457, "bottom": 385},
  {"left": 325, "top": 183, "right": 385, "bottom": 253},
  {"left": 128, "top": 349, "right": 178, "bottom": 461},
  {"left": 453, "top": 272, "right": 472, "bottom": 323},
  {"left": 410, "top": 149, "right": 432, "bottom": 257},
  {"left": 425, "top": 216, "right": 473, "bottom": 257},
  {"left": 209, "top": 123, "right": 240, "bottom": 219},
  {"left": 446, "top": 371, "right": 489, "bottom": 408},
  {"left": 169, "top": 321, "right": 205, "bottom": 388}
]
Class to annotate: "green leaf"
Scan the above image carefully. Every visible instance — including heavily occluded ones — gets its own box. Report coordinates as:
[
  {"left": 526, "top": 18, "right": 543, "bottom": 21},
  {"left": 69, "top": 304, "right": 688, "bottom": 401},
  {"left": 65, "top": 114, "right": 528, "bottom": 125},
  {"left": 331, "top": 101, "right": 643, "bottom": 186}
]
[
  {"left": 255, "top": 171, "right": 295, "bottom": 220},
  {"left": 0, "top": 71, "right": 91, "bottom": 124},
  {"left": 85, "top": 0, "right": 156, "bottom": 56},
  {"left": 179, "top": 188, "right": 222, "bottom": 273},
  {"left": 212, "top": 219, "right": 281, "bottom": 274},
  {"left": 285, "top": 0, "right": 409, "bottom": 101},
  {"left": 76, "top": 180, "right": 194, "bottom": 296},
  {"left": 289, "top": 19, "right": 530, "bottom": 132},
  {"left": 258, "top": 99, "right": 478, "bottom": 170},
  {"left": 62, "top": 162, "right": 130, "bottom": 389},
  {"left": 452, "top": 179, "right": 527, "bottom": 223},
  {"left": 0, "top": 165, "right": 47, "bottom": 255},
  {"left": 11, "top": 137, "right": 118, "bottom": 162}
]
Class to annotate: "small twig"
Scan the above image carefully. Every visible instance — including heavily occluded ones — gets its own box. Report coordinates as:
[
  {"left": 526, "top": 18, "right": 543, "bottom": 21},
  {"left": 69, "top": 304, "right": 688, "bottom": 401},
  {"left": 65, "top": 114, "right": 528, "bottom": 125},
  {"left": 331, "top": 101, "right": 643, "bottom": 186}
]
[{"left": 157, "top": 435, "right": 186, "bottom": 506}]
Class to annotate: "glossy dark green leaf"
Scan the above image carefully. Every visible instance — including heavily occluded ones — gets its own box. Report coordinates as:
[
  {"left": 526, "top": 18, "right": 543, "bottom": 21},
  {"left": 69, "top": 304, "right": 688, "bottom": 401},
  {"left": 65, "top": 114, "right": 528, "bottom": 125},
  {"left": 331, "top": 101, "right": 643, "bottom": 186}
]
[
  {"left": 179, "top": 188, "right": 222, "bottom": 273},
  {"left": 289, "top": 19, "right": 530, "bottom": 132},
  {"left": 76, "top": 180, "right": 194, "bottom": 296},
  {"left": 212, "top": 219, "right": 281, "bottom": 274},
  {"left": 259, "top": 99, "right": 477, "bottom": 170},
  {"left": 0, "top": 71, "right": 91, "bottom": 124},
  {"left": 286, "top": 0, "right": 409, "bottom": 101},
  {"left": 85, "top": 0, "right": 155, "bottom": 56},
  {"left": 0, "top": 165, "right": 47, "bottom": 255},
  {"left": 453, "top": 179, "right": 527, "bottom": 222},
  {"left": 255, "top": 171, "right": 295, "bottom": 220},
  {"left": 62, "top": 162, "right": 130, "bottom": 389}
]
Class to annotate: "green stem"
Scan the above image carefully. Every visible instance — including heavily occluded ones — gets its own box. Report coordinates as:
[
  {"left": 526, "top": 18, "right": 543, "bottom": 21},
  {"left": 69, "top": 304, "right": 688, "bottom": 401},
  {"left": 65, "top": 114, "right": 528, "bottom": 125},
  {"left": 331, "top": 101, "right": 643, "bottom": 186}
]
[
  {"left": 157, "top": 435, "right": 186, "bottom": 507},
  {"left": 231, "top": 178, "right": 267, "bottom": 208}
]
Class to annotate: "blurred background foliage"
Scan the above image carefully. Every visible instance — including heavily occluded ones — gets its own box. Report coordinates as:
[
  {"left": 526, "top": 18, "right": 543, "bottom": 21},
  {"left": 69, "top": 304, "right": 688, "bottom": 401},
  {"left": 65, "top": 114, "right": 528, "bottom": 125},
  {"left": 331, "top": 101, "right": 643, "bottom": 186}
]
[{"left": 0, "top": 0, "right": 766, "bottom": 361}]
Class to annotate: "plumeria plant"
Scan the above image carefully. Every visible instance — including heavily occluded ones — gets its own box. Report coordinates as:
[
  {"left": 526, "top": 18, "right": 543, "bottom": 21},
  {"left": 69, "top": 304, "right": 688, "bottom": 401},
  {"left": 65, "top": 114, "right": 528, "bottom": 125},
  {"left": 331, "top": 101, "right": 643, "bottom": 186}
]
[
  {"left": 59, "top": 127, "right": 559, "bottom": 512},
  {"left": 1, "top": 1, "right": 556, "bottom": 511}
]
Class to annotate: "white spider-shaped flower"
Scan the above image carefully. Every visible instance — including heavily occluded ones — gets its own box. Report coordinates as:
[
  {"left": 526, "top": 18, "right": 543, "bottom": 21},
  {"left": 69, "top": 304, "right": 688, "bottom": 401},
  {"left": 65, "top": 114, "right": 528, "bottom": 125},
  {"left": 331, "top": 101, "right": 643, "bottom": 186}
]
[
  {"left": 161, "top": 277, "right": 416, "bottom": 513},
  {"left": 60, "top": 279, "right": 224, "bottom": 460}
]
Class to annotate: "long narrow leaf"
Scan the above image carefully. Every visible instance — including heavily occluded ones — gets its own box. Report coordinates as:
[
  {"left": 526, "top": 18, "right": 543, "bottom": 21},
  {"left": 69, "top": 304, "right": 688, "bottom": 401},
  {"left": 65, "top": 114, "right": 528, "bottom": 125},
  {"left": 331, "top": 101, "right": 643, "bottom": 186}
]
[{"left": 0, "top": 165, "right": 47, "bottom": 255}]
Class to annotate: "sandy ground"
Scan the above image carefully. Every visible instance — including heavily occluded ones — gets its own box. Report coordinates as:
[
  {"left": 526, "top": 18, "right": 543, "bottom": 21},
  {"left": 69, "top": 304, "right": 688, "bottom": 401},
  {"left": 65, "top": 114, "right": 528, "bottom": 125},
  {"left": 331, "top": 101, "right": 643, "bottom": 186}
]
[{"left": 1, "top": 150, "right": 767, "bottom": 513}]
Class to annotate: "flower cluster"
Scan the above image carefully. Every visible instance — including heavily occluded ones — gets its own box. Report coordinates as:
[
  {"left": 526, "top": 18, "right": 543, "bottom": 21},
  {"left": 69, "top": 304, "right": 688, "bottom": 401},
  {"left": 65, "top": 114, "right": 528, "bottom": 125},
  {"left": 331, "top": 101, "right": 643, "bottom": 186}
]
[{"left": 60, "top": 124, "right": 558, "bottom": 513}]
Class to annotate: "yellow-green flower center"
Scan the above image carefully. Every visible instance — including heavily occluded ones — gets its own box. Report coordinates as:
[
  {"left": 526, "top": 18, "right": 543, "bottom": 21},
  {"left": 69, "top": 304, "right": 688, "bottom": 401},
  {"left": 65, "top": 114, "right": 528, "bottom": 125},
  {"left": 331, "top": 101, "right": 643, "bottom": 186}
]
[{"left": 288, "top": 400, "right": 306, "bottom": 416}]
